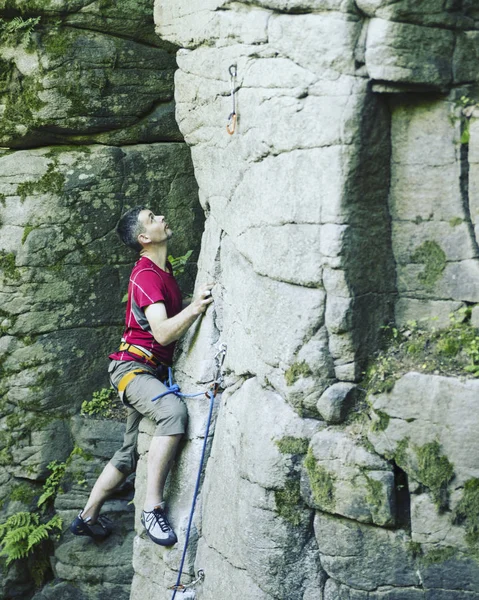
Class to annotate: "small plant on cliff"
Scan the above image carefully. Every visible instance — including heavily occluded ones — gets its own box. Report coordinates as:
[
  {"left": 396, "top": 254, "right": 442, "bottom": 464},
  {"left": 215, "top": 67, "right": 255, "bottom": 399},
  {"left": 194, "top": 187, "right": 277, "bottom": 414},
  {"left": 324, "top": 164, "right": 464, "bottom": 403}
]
[
  {"left": 0, "top": 446, "right": 91, "bottom": 585},
  {"left": 363, "top": 307, "right": 479, "bottom": 397},
  {"left": 81, "top": 386, "right": 125, "bottom": 420},
  {"left": 0, "top": 16, "right": 41, "bottom": 48}
]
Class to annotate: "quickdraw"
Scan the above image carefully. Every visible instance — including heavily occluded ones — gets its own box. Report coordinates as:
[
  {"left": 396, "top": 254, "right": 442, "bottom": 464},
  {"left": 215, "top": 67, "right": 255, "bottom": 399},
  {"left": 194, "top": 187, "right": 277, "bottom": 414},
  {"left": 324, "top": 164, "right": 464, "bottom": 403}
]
[
  {"left": 166, "top": 344, "right": 227, "bottom": 599},
  {"left": 226, "top": 65, "right": 237, "bottom": 135}
]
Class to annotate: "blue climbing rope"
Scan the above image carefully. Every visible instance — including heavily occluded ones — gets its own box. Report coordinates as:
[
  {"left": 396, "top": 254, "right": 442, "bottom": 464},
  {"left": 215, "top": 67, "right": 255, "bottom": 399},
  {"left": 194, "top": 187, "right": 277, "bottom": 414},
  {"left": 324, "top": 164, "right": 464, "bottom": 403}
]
[
  {"left": 170, "top": 386, "right": 216, "bottom": 600},
  {"left": 151, "top": 346, "right": 226, "bottom": 599}
]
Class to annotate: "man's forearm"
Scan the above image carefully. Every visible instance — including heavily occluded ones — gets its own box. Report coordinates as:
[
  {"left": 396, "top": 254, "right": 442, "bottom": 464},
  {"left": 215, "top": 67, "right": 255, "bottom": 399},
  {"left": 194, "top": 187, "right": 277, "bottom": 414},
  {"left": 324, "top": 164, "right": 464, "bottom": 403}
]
[{"left": 152, "top": 304, "right": 199, "bottom": 346}]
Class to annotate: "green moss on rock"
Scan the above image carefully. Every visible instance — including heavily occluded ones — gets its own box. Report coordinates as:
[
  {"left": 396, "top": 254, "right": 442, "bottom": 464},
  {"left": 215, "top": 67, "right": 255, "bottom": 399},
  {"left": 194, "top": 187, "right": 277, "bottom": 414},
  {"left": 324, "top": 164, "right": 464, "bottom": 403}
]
[
  {"left": 411, "top": 240, "right": 446, "bottom": 289},
  {"left": 371, "top": 409, "right": 390, "bottom": 432},
  {"left": 274, "top": 479, "right": 305, "bottom": 526},
  {"left": 285, "top": 361, "right": 312, "bottom": 386},
  {"left": 416, "top": 440, "right": 454, "bottom": 511},
  {"left": 454, "top": 478, "right": 479, "bottom": 547},
  {"left": 449, "top": 217, "right": 463, "bottom": 227},
  {"left": 17, "top": 162, "right": 64, "bottom": 202},
  {"left": 275, "top": 436, "right": 309, "bottom": 455},
  {"left": 0, "top": 251, "right": 20, "bottom": 281},
  {"left": 21, "top": 224, "right": 37, "bottom": 245},
  {"left": 304, "top": 447, "right": 335, "bottom": 510}
]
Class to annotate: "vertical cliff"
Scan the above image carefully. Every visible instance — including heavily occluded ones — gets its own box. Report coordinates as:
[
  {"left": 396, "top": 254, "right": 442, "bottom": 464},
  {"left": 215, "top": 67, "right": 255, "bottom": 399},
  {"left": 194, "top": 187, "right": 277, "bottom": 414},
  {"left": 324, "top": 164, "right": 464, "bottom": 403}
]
[{"left": 126, "top": 1, "right": 479, "bottom": 599}]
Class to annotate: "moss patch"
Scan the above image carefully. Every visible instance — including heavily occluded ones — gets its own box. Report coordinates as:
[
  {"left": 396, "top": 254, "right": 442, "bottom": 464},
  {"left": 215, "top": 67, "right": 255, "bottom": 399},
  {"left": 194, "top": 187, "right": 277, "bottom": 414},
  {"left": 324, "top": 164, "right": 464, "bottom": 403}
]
[
  {"left": 454, "top": 478, "right": 479, "bottom": 547},
  {"left": 0, "top": 251, "right": 20, "bottom": 281},
  {"left": 362, "top": 311, "right": 479, "bottom": 396},
  {"left": 416, "top": 440, "right": 454, "bottom": 511},
  {"left": 285, "top": 361, "right": 312, "bottom": 386},
  {"left": 410, "top": 240, "right": 446, "bottom": 289},
  {"left": 304, "top": 448, "right": 335, "bottom": 511},
  {"left": 275, "top": 436, "right": 309, "bottom": 455},
  {"left": 21, "top": 224, "right": 38, "bottom": 245},
  {"left": 449, "top": 217, "right": 463, "bottom": 227},
  {"left": 363, "top": 472, "right": 385, "bottom": 512},
  {"left": 371, "top": 409, "right": 390, "bottom": 432},
  {"left": 17, "top": 163, "right": 65, "bottom": 203},
  {"left": 274, "top": 479, "right": 305, "bottom": 526}
]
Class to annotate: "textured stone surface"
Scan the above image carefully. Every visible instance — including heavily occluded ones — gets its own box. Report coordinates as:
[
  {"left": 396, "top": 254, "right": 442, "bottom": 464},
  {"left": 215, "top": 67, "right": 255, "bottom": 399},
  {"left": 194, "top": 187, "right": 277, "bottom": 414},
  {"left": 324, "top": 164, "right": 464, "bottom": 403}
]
[
  {"left": 303, "top": 429, "right": 396, "bottom": 526},
  {"left": 314, "top": 512, "right": 419, "bottom": 590},
  {"left": 316, "top": 382, "right": 357, "bottom": 423},
  {"left": 368, "top": 373, "right": 479, "bottom": 489},
  {"left": 365, "top": 19, "right": 454, "bottom": 89}
]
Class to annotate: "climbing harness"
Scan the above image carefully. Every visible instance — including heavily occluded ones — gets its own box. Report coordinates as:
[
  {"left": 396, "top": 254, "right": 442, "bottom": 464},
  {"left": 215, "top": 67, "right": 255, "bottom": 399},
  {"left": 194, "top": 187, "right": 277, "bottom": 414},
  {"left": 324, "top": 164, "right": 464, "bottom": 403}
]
[
  {"left": 226, "top": 64, "right": 237, "bottom": 135},
  {"left": 155, "top": 344, "right": 227, "bottom": 599}
]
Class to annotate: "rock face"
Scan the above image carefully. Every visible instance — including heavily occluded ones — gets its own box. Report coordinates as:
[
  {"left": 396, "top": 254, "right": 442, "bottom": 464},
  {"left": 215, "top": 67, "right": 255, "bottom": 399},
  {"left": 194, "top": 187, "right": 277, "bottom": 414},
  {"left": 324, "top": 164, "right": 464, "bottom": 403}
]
[
  {"left": 0, "top": 2, "right": 203, "bottom": 599},
  {"left": 2, "top": 1, "right": 479, "bottom": 600},
  {"left": 122, "top": 1, "right": 479, "bottom": 600}
]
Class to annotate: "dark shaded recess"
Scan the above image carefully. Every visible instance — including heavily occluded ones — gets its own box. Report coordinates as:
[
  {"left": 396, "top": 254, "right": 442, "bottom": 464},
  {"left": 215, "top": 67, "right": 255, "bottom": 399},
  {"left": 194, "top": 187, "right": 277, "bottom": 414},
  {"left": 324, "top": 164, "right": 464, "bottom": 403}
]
[
  {"left": 394, "top": 463, "right": 412, "bottom": 530},
  {"left": 343, "top": 87, "right": 396, "bottom": 374}
]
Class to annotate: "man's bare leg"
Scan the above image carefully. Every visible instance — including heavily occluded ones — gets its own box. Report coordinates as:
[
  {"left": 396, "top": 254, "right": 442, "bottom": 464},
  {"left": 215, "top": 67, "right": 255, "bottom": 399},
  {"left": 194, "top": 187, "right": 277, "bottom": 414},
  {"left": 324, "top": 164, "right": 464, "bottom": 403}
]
[
  {"left": 81, "top": 462, "right": 127, "bottom": 523},
  {"left": 144, "top": 434, "right": 182, "bottom": 510}
]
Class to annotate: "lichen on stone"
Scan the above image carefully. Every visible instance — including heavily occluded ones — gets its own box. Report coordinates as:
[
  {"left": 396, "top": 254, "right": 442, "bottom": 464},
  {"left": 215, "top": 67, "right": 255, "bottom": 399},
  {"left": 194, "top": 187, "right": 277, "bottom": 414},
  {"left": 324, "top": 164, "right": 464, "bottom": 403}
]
[
  {"left": 410, "top": 240, "right": 447, "bottom": 289},
  {"left": 416, "top": 440, "right": 454, "bottom": 511},
  {"left": 285, "top": 361, "right": 312, "bottom": 386},
  {"left": 16, "top": 162, "right": 65, "bottom": 203},
  {"left": 275, "top": 436, "right": 309, "bottom": 455},
  {"left": 304, "top": 447, "right": 335, "bottom": 511},
  {"left": 274, "top": 479, "right": 305, "bottom": 526},
  {"left": 0, "top": 251, "right": 20, "bottom": 281},
  {"left": 371, "top": 409, "right": 390, "bottom": 432},
  {"left": 454, "top": 478, "right": 479, "bottom": 547}
]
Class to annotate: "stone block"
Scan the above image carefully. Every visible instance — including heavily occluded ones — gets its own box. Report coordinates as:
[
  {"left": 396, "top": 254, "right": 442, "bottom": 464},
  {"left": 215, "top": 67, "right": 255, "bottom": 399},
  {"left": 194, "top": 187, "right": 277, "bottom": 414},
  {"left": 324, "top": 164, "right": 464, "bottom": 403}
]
[
  {"left": 314, "top": 512, "right": 419, "bottom": 590},
  {"left": 316, "top": 382, "right": 357, "bottom": 423},
  {"left": 454, "top": 32, "right": 479, "bottom": 84},
  {"left": 367, "top": 373, "right": 479, "bottom": 491},
  {"left": 0, "top": 27, "right": 178, "bottom": 146},
  {"left": 365, "top": 19, "right": 454, "bottom": 88},
  {"left": 302, "top": 428, "right": 396, "bottom": 526},
  {"left": 395, "top": 298, "right": 465, "bottom": 329}
]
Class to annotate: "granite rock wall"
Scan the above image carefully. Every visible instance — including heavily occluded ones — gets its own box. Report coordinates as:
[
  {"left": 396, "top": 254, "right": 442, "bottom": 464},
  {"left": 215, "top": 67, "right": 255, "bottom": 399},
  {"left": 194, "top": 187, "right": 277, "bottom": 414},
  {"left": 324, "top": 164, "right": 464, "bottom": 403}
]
[{"left": 125, "top": 1, "right": 479, "bottom": 599}]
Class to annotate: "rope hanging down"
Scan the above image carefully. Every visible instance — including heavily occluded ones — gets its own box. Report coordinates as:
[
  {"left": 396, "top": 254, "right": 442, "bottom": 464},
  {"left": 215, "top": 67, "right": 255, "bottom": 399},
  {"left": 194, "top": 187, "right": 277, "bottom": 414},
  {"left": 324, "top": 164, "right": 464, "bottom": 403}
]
[
  {"left": 226, "top": 64, "right": 237, "bottom": 135},
  {"left": 151, "top": 344, "right": 227, "bottom": 599}
]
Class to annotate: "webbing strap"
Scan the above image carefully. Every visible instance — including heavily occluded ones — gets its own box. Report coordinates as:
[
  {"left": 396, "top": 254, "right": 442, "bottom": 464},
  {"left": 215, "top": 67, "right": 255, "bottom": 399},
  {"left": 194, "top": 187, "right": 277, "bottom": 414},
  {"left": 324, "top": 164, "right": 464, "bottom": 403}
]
[{"left": 117, "top": 368, "right": 150, "bottom": 402}]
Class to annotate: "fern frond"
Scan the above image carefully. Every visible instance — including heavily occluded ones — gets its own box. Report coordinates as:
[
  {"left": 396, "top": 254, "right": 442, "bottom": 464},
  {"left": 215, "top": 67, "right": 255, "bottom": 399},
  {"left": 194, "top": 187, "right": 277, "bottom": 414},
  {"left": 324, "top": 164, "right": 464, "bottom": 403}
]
[{"left": 27, "top": 525, "right": 49, "bottom": 551}]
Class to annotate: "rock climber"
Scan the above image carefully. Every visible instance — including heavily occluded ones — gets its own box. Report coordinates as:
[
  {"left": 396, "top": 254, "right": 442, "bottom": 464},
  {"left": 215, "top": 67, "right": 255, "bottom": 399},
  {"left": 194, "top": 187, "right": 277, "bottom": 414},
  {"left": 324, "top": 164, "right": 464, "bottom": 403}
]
[{"left": 70, "top": 206, "right": 213, "bottom": 546}]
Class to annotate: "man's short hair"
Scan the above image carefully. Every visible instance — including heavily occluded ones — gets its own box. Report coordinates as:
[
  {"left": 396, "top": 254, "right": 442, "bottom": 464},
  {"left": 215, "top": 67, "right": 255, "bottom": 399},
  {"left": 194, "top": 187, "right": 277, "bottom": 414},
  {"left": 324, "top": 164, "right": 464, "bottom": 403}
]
[{"left": 116, "top": 206, "right": 147, "bottom": 252}]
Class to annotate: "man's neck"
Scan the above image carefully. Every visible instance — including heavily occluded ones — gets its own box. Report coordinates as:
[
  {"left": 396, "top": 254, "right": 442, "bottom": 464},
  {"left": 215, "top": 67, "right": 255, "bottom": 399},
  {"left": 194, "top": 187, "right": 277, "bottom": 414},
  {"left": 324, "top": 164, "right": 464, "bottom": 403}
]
[{"left": 140, "top": 244, "right": 168, "bottom": 271}]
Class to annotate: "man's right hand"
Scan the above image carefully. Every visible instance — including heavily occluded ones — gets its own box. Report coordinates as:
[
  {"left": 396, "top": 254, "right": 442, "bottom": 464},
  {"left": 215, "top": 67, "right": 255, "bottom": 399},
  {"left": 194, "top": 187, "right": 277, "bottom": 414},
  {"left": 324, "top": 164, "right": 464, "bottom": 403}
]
[{"left": 191, "top": 283, "right": 215, "bottom": 315}]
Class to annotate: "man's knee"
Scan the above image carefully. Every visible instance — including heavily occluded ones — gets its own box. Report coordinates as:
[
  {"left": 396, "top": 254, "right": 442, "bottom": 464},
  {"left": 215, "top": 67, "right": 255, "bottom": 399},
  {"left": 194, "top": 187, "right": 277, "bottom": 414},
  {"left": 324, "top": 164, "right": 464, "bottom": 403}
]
[
  {"left": 153, "top": 396, "right": 188, "bottom": 436},
  {"left": 110, "top": 449, "right": 138, "bottom": 476}
]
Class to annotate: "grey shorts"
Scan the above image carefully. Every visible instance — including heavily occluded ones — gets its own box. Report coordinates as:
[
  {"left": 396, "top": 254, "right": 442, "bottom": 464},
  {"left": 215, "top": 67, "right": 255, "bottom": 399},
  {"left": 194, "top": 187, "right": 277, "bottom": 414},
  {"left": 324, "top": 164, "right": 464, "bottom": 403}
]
[{"left": 108, "top": 359, "right": 188, "bottom": 475}]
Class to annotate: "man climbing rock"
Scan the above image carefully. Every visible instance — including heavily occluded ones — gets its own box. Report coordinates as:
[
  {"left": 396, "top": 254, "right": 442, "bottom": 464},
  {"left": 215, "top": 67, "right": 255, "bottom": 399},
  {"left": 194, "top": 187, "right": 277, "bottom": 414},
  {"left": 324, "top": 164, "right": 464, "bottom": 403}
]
[{"left": 70, "top": 206, "right": 213, "bottom": 545}]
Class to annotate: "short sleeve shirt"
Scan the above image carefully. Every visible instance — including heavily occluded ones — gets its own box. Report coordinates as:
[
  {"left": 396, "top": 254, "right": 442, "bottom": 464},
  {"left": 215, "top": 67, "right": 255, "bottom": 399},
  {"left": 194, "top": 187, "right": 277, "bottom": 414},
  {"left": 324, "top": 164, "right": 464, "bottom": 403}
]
[{"left": 109, "top": 256, "right": 182, "bottom": 366}]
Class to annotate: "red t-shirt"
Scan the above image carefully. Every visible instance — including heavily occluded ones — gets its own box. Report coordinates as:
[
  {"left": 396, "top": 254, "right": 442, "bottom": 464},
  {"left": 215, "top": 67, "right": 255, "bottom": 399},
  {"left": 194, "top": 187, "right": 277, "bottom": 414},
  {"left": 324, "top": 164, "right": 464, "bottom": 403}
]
[{"left": 109, "top": 256, "right": 182, "bottom": 366}]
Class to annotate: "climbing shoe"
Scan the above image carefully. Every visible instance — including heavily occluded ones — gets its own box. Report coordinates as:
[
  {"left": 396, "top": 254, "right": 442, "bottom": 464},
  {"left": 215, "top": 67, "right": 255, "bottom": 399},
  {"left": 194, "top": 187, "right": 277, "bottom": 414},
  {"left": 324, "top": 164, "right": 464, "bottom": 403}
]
[
  {"left": 70, "top": 512, "right": 112, "bottom": 540},
  {"left": 141, "top": 505, "right": 177, "bottom": 546}
]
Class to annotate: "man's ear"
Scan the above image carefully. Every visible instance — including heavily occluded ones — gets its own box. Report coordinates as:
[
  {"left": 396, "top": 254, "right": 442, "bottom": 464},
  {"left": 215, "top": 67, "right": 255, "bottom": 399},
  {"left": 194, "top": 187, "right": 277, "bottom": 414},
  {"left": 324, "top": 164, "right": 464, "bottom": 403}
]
[{"left": 138, "top": 232, "right": 150, "bottom": 245}]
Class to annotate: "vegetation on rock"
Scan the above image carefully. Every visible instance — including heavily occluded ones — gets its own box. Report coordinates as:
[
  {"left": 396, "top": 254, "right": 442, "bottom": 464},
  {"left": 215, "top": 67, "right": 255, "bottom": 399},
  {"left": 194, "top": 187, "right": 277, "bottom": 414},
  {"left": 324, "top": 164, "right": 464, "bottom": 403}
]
[
  {"left": 285, "top": 361, "right": 312, "bottom": 386},
  {"left": 363, "top": 307, "right": 479, "bottom": 396},
  {"left": 0, "top": 446, "right": 90, "bottom": 586},
  {"left": 81, "top": 386, "right": 126, "bottom": 420},
  {"left": 410, "top": 240, "right": 446, "bottom": 289},
  {"left": 454, "top": 478, "right": 479, "bottom": 547},
  {"left": 304, "top": 447, "right": 335, "bottom": 511}
]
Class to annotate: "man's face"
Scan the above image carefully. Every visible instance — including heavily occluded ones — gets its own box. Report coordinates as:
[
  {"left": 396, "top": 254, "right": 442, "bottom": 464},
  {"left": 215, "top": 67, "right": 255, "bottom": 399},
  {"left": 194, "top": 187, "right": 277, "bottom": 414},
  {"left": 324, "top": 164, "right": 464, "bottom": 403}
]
[{"left": 137, "top": 209, "right": 173, "bottom": 247}]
